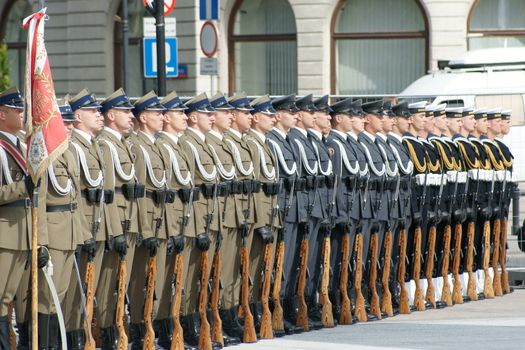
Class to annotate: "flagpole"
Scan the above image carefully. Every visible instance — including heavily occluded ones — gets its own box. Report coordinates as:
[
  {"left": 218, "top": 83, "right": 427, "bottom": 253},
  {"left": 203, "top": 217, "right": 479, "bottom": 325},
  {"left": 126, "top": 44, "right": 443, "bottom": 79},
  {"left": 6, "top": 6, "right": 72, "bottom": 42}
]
[{"left": 31, "top": 185, "right": 39, "bottom": 350}]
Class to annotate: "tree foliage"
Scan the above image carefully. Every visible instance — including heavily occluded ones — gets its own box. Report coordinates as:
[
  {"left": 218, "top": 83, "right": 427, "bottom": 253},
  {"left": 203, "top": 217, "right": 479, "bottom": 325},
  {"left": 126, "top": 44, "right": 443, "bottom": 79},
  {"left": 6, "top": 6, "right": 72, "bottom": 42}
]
[{"left": 0, "top": 41, "right": 12, "bottom": 91}]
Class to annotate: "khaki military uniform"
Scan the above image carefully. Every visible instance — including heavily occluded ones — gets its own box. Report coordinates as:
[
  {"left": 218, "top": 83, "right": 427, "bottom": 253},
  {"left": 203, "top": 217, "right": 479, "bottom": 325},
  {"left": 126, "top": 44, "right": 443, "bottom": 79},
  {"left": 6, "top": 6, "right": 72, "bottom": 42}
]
[
  {"left": 155, "top": 131, "right": 196, "bottom": 320},
  {"left": 179, "top": 128, "right": 219, "bottom": 314},
  {"left": 95, "top": 128, "right": 140, "bottom": 328},
  {"left": 128, "top": 131, "right": 171, "bottom": 323}
]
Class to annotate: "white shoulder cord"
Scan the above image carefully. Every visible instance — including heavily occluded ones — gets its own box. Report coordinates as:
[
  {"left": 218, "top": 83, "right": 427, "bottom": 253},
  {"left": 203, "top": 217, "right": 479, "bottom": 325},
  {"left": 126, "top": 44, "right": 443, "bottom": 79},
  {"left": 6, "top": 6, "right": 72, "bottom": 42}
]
[
  {"left": 48, "top": 163, "right": 73, "bottom": 196},
  {"left": 185, "top": 141, "right": 217, "bottom": 181},
  {"left": 71, "top": 142, "right": 103, "bottom": 188},
  {"left": 311, "top": 140, "right": 332, "bottom": 176},
  {"left": 359, "top": 141, "right": 386, "bottom": 177},
  {"left": 162, "top": 143, "right": 192, "bottom": 186},
  {"left": 389, "top": 142, "right": 413, "bottom": 175},
  {"left": 377, "top": 142, "right": 398, "bottom": 177},
  {"left": 250, "top": 140, "right": 276, "bottom": 180},
  {"left": 0, "top": 147, "right": 13, "bottom": 185},
  {"left": 208, "top": 144, "right": 236, "bottom": 180},
  {"left": 225, "top": 139, "right": 254, "bottom": 176},
  {"left": 99, "top": 139, "right": 135, "bottom": 182},
  {"left": 139, "top": 145, "right": 167, "bottom": 189},
  {"left": 332, "top": 138, "right": 359, "bottom": 175},
  {"left": 293, "top": 139, "right": 318, "bottom": 175},
  {"left": 267, "top": 138, "right": 297, "bottom": 176}
]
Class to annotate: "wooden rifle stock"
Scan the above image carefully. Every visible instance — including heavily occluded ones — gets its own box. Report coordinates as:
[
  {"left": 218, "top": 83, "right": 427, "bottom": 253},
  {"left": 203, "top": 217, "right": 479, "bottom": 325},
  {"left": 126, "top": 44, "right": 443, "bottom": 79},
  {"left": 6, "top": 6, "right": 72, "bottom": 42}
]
[
  {"left": 500, "top": 217, "right": 510, "bottom": 294},
  {"left": 7, "top": 301, "right": 15, "bottom": 350},
  {"left": 296, "top": 238, "right": 309, "bottom": 330},
  {"left": 259, "top": 243, "right": 274, "bottom": 339},
  {"left": 198, "top": 251, "right": 212, "bottom": 350},
  {"left": 482, "top": 220, "right": 494, "bottom": 298},
  {"left": 368, "top": 233, "right": 381, "bottom": 319},
  {"left": 116, "top": 259, "right": 128, "bottom": 350},
  {"left": 320, "top": 237, "right": 334, "bottom": 327},
  {"left": 452, "top": 223, "right": 463, "bottom": 304},
  {"left": 271, "top": 240, "right": 285, "bottom": 331},
  {"left": 143, "top": 257, "right": 157, "bottom": 350},
  {"left": 339, "top": 233, "right": 352, "bottom": 324},
  {"left": 492, "top": 218, "right": 503, "bottom": 296},
  {"left": 210, "top": 249, "right": 224, "bottom": 346},
  {"left": 413, "top": 227, "right": 425, "bottom": 311},
  {"left": 440, "top": 225, "right": 453, "bottom": 306},
  {"left": 424, "top": 226, "right": 437, "bottom": 308},
  {"left": 84, "top": 261, "right": 96, "bottom": 350},
  {"left": 381, "top": 231, "right": 393, "bottom": 317},
  {"left": 240, "top": 245, "right": 256, "bottom": 343},
  {"left": 354, "top": 234, "right": 367, "bottom": 321},
  {"left": 397, "top": 229, "right": 410, "bottom": 314},
  {"left": 170, "top": 255, "right": 184, "bottom": 350},
  {"left": 466, "top": 221, "right": 478, "bottom": 301}
]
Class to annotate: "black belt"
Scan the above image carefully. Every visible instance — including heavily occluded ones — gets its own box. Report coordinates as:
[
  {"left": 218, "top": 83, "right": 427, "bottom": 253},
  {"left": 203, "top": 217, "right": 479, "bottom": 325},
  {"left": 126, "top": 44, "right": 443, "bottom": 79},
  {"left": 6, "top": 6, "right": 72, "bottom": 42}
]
[
  {"left": 46, "top": 203, "right": 78, "bottom": 212},
  {"left": 1, "top": 198, "right": 31, "bottom": 208}
]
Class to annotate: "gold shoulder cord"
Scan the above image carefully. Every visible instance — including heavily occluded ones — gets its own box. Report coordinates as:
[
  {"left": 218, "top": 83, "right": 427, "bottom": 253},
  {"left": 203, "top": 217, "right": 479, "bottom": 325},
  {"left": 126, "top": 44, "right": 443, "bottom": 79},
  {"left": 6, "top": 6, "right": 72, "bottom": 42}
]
[
  {"left": 403, "top": 139, "right": 426, "bottom": 173},
  {"left": 432, "top": 140, "right": 454, "bottom": 170},
  {"left": 483, "top": 144, "right": 504, "bottom": 171},
  {"left": 427, "top": 154, "right": 441, "bottom": 173},
  {"left": 457, "top": 142, "right": 480, "bottom": 169},
  {"left": 496, "top": 143, "right": 513, "bottom": 168}
]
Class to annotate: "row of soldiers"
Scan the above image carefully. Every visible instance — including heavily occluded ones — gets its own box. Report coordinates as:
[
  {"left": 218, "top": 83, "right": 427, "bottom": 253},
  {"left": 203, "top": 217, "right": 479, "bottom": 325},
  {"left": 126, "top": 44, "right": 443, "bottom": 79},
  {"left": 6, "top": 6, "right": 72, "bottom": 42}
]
[{"left": 0, "top": 85, "right": 515, "bottom": 350}]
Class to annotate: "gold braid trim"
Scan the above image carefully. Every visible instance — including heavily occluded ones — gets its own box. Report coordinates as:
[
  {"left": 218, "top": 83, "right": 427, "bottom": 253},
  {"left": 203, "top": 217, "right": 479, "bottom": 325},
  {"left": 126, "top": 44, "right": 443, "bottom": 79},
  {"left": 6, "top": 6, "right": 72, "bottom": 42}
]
[
  {"left": 432, "top": 140, "right": 455, "bottom": 170},
  {"left": 403, "top": 139, "right": 426, "bottom": 173},
  {"left": 428, "top": 155, "right": 441, "bottom": 172},
  {"left": 496, "top": 143, "right": 513, "bottom": 168},
  {"left": 484, "top": 144, "right": 504, "bottom": 171},
  {"left": 457, "top": 142, "right": 480, "bottom": 169}
]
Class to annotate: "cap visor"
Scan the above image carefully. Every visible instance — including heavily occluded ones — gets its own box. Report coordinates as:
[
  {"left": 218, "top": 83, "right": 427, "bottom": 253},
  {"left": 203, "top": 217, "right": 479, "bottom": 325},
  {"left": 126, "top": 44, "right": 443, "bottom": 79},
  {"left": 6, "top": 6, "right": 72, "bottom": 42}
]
[{"left": 196, "top": 105, "right": 216, "bottom": 113}]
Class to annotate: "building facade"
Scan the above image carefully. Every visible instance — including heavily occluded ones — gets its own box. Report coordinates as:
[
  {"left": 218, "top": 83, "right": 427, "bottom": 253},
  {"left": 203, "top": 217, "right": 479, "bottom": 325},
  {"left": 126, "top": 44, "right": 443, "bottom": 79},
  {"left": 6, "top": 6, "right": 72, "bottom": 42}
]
[{"left": 1, "top": 0, "right": 524, "bottom": 98}]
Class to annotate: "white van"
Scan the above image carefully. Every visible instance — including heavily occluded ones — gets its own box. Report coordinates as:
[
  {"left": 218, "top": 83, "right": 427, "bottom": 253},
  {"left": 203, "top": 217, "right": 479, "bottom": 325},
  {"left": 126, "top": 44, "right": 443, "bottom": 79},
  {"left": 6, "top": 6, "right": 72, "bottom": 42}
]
[{"left": 400, "top": 47, "right": 525, "bottom": 181}]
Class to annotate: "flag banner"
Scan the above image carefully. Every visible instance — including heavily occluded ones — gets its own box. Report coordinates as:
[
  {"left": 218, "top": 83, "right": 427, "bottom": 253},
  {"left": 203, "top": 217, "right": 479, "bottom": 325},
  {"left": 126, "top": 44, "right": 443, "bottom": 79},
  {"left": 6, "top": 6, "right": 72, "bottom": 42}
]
[{"left": 22, "top": 8, "right": 68, "bottom": 181}]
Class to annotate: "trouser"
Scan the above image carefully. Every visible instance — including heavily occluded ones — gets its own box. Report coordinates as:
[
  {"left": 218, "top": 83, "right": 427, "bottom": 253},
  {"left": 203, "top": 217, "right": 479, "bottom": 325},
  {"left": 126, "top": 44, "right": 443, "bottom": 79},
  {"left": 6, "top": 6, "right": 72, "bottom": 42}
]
[
  {"left": 329, "top": 222, "right": 356, "bottom": 297},
  {"left": 95, "top": 232, "right": 138, "bottom": 328},
  {"left": 218, "top": 227, "right": 242, "bottom": 309},
  {"left": 305, "top": 217, "right": 322, "bottom": 298},
  {"left": 181, "top": 231, "right": 218, "bottom": 315},
  {"left": 128, "top": 239, "right": 167, "bottom": 324},
  {"left": 281, "top": 221, "right": 299, "bottom": 299},
  {"left": 249, "top": 227, "right": 277, "bottom": 303},
  {"left": 63, "top": 241, "right": 105, "bottom": 331},
  {"left": 0, "top": 248, "right": 27, "bottom": 316}
]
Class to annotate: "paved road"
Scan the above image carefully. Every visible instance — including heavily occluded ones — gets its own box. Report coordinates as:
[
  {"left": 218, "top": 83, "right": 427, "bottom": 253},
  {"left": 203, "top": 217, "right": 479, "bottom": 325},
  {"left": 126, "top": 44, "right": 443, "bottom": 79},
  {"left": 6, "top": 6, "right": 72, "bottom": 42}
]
[{"left": 232, "top": 288, "right": 525, "bottom": 350}]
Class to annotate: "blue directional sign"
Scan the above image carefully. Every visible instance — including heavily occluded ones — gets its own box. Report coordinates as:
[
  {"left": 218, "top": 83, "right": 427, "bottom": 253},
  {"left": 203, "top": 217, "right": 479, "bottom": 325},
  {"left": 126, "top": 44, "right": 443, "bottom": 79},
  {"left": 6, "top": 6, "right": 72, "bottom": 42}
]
[
  {"left": 199, "top": 0, "right": 219, "bottom": 20},
  {"left": 143, "top": 37, "right": 178, "bottom": 78}
]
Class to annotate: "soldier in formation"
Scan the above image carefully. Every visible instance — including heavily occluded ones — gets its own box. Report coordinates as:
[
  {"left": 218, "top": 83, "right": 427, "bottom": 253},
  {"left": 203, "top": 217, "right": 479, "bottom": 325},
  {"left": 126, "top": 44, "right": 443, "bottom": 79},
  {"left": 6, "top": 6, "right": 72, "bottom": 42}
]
[{"left": 0, "top": 86, "right": 517, "bottom": 350}]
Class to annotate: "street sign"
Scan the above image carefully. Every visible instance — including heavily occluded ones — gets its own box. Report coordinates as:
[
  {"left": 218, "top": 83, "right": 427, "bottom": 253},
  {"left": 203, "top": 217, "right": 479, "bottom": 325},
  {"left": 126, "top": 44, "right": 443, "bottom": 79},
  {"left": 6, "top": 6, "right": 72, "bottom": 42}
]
[
  {"left": 200, "top": 57, "right": 218, "bottom": 75},
  {"left": 143, "top": 37, "right": 178, "bottom": 78},
  {"left": 200, "top": 21, "right": 218, "bottom": 58},
  {"left": 144, "top": 17, "right": 176, "bottom": 38},
  {"left": 199, "top": 0, "right": 219, "bottom": 21},
  {"left": 143, "top": 0, "right": 176, "bottom": 16}
]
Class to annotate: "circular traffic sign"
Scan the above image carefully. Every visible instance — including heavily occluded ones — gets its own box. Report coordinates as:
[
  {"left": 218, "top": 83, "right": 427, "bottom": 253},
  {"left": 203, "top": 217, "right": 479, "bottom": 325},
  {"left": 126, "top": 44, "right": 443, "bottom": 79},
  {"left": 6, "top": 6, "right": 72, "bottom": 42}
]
[
  {"left": 200, "top": 21, "right": 218, "bottom": 58},
  {"left": 143, "top": 0, "right": 176, "bottom": 16}
]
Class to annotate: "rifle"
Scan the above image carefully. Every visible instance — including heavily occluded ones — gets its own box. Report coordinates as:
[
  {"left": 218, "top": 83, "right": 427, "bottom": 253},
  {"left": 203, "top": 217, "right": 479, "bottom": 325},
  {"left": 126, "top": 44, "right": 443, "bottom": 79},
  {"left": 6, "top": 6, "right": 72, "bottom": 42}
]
[
  {"left": 240, "top": 180, "right": 257, "bottom": 343},
  {"left": 499, "top": 170, "right": 511, "bottom": 294},
  {"left": 381, "top": 175, "right": 400, "bottom": 317},
  {"left": 413, "top": 170, "right": 429, "bottom": 311},
  {"left": 210, "top": 237, "right": 223, "bottom": 346},
  {"left": 466, "top": 169, "right": 481, "bottom": 302},
  {"left": 7, "top": 301, "right": 15, "bottom": 350},
  {"left": 84, "top": 261, "right": 96, "bottom": 350},
  {"left": 425, "top": 170, "right": 445, "bottom": 309},
  {"left": 116, "top": 260, "right": 128, "bottom": 350},
  {"left": 368, "top": 229, "right": 381, "bottom": 319},
  {"left": 320, "top": 175, "right": 337, "bottom": 328},
  {"left": 171, "top": 185, "right": 195, "bottom": 350},
  {"left": 198, "top": 184, "right": 218, "bottom": 350},
  {"left": 398, "top": 227, "right": 410, "bottom": 314},
  {"left": 482, "top": 170, "right": 496, "bottom": 299},
  {"left": 354, "top": 172, "right": 370, "bottom": 322},
  {"left": 492, "top": 169, "right": 507, "bottom": 297}
]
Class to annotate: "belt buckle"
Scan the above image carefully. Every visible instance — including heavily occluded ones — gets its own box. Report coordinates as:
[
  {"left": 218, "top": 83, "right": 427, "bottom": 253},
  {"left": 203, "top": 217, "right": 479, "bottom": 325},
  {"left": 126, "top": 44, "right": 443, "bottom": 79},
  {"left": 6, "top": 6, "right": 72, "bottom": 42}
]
[
  {"left": 70, "top": 203, "right": 76, "bottom": 212},
  {"left": 24, "top": 198, "right": 31, "bottom": 208}
]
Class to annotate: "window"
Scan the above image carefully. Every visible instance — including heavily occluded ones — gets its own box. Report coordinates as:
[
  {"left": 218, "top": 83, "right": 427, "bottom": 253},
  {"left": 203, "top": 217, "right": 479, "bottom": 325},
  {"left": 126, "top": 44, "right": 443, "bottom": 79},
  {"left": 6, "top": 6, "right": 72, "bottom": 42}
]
[
  {"left": 331, "top": 0, "right": 428, "bottom": 95},
  {"left": 0, "top": 0, "right": 32, "bottom": 89},
  {"left": 468, "top": 0, "right": 525, "bottom": 50},
  {"left": 228, "top": 0, "right": 297, "bottom": 95},
  {"left": 114, "top": 0, "right": 155, "bottom": 97}
]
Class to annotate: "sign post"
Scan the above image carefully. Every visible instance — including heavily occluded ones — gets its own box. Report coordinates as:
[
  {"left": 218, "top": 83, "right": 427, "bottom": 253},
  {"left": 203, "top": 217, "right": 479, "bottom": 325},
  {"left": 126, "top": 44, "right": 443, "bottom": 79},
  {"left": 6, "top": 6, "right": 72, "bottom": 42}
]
[{"left": 155, "top": 0, "right": 166, "bottom": 96}]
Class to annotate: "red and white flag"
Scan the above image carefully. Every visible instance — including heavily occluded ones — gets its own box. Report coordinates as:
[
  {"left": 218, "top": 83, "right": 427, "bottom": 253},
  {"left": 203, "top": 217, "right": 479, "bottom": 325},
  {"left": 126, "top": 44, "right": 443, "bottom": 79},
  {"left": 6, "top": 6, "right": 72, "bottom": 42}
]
[{"left": 23, "top": 8, "right": 68, "bottom": 181}]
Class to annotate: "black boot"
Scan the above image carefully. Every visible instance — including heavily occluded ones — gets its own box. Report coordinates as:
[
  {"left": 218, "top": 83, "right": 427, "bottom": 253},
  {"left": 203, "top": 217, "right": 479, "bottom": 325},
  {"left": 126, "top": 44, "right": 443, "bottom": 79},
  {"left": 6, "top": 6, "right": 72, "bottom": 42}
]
[
  {"left": 129, "top": 323, "right": 145, "bottom": 350},
  {"left": 17, "top": 322, "right": 30, "bottom": 350},
  {"left": 218, "top": 309, "right": 242, "bottom": 346},
  {"left": 37, "top": 313, "right": 50, "bottom": 350},
  {"left": 181, "top": 314, "right": 199, "bottom": 348},
  {"left": 249, "top": 303, "right": 262, "bottom": 336},
  {"left": 66, "top": 329, "right": 85, "bottom": 350},
  {"left": 0, "top": 315, "right": 11, "bottom": 350},
  {"left": 154, "top": 318, "right": 172, "bottom": 349},
  {"left": 48, "top": 314, "right": 59, "bottom": 350},
  {"left": 306, "top": 297, "right": 323, "bottom": 330},
  {"left": 100, "top": 326, "right": 118, "bottom": 350},
  {"left": 282, "top": 298, "right": 303, "bottom": 335}
]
